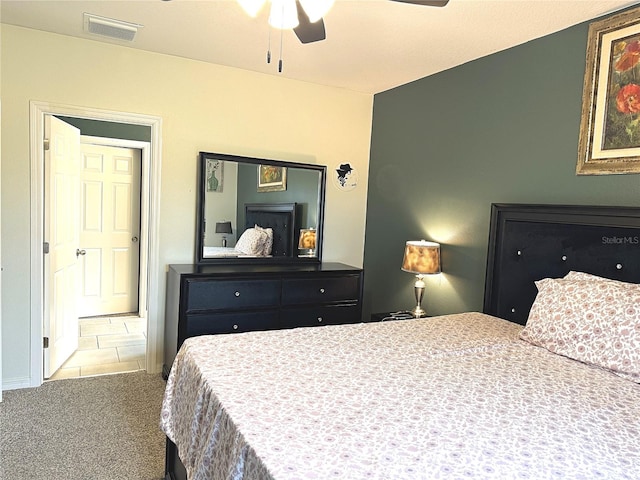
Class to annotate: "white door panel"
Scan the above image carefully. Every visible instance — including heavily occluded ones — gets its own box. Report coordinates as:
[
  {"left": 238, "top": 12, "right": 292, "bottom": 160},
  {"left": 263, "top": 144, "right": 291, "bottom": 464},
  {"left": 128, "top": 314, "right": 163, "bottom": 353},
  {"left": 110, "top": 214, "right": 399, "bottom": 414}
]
[
  {"left": 112, "top": 248, "right": 132, "bottom": 295},
  {"left": 78, "top": 144, "right": 141, "bottom": 317},
  {"left": 82, "top": 181, "right": 103, "bottom": 231},
  {"left": 44, "top": 116, "right": 81, "bottom": 378},
  {"left": 81, "top": 248, "right": 102, "bottom": 298}
]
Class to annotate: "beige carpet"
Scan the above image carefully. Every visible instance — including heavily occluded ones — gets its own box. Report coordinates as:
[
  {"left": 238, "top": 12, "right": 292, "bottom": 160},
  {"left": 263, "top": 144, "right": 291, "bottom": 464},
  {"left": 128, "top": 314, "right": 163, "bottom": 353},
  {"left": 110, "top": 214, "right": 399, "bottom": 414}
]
[{"left": 0, "top": 371, "right": 167, "bottom": 480}]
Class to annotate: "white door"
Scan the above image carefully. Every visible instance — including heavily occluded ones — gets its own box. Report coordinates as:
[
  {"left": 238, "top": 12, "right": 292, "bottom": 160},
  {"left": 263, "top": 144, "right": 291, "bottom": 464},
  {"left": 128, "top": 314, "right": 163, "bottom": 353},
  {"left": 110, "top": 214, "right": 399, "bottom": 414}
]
[
  {"left": 78, "top": 143, "right": 141, "bottom": 317},
  {"left": 44, "top": 116, "right": 81, "bottom": 378}
]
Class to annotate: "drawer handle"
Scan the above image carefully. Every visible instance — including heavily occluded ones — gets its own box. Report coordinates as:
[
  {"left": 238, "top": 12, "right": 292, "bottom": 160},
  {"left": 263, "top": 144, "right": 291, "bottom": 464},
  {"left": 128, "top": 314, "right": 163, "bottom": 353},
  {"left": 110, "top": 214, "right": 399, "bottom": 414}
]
[
  {"left": 319, "top": 288, "right": 325, "bottom": 294},
  {"left": 234, "top": 291, "right": 240, "bottom": 297},
  {"left": 317, "top": 317, "right": 323, "bottom": 323},
  {"left": 233, "top": 324, "right": 239, "bottom": 330}
]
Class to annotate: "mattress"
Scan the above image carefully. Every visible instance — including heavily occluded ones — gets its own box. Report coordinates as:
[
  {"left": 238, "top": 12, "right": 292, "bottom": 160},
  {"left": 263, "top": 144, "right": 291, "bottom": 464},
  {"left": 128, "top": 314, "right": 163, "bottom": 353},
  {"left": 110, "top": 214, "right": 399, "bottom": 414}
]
[
  {"left": 160, "top": 312, "right": 640, "bottom": 480},
  {"left": 202, "top": 246, "right": 273, "bottom": 258},
  {"left": 202, "top": 246, "right": 244, "bottom": 258}
]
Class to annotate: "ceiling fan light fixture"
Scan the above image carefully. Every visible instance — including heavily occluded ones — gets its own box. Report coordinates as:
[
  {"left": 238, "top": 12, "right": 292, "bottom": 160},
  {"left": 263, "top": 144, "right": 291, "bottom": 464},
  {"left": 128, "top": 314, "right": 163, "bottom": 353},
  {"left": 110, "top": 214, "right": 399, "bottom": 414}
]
[
  {"left": 237, "top": 0, "right": 267, "bottom": 17},
  {"left": 298, "top": 0, "right": 335, "bottom": 23},
  {"left": 268, "top": 0, "right": 299, "bottom": 29}
]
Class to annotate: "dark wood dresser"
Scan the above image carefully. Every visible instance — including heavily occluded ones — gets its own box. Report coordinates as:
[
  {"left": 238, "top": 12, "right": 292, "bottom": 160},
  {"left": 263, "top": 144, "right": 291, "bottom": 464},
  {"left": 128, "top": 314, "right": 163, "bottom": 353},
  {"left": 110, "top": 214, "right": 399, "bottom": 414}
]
[{"left": 163, "top": 262, "right": 364, "bottom": 377}]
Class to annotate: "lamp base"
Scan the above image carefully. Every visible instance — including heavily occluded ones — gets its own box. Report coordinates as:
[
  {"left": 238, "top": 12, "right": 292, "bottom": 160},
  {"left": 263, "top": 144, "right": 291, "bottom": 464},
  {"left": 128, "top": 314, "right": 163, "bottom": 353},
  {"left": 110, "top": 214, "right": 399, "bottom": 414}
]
[
  {"left": 411, "top": 275, "right": 427, "bottom": 318},
  {"left": 411, "top": 306, "right": 427, "bottom": 318}
]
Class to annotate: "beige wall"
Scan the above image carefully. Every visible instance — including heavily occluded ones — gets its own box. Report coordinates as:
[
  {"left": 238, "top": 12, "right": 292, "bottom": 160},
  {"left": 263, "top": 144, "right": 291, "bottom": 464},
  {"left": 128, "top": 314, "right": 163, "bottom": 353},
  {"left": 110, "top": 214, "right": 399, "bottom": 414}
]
[{"left": 1, "top": 25, "right": 373, "bottom": 386}]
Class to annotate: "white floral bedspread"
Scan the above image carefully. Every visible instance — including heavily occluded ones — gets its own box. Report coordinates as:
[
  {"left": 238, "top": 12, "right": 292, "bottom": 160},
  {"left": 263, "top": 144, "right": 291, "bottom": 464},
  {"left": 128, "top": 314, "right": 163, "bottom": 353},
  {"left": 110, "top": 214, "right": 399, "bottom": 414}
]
[{"left": 160, "top": 312, "right": 640, "bottom": 480}]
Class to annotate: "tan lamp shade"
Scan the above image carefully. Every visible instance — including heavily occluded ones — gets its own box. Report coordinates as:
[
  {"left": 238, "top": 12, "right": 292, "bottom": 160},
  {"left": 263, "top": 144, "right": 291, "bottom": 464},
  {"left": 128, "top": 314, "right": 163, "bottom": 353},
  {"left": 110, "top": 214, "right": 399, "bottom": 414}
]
[{"left": 401, "top": 240, "right": 441, "bottom": 275}]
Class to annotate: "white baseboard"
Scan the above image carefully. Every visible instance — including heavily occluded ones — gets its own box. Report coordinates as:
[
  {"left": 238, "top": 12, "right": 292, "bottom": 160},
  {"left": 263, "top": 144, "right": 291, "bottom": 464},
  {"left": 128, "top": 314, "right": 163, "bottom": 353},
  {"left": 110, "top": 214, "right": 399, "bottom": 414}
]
[{"left": 2, "top": 376, "right": 34, "bottom": 391}]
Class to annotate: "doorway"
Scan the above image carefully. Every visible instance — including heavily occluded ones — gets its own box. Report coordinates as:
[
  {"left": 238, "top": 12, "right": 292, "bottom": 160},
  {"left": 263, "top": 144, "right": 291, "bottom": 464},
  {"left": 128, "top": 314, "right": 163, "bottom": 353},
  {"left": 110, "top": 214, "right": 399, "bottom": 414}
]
[
  {"left": 47, "top": 133, "right": 146, "bottom": 380},
  {"left": 29, "top": 101, "right": 163, "bottom": 388}
]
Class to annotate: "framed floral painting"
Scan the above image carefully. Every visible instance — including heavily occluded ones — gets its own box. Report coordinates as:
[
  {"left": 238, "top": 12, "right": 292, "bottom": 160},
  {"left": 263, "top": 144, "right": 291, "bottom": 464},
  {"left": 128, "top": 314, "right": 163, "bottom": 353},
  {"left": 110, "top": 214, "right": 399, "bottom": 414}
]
[
  {"left": 577, "top": 7, "right": 640, "bottom": 175},
  {"left": 257, "top": 165, "right": 287, "bottom": 192}
]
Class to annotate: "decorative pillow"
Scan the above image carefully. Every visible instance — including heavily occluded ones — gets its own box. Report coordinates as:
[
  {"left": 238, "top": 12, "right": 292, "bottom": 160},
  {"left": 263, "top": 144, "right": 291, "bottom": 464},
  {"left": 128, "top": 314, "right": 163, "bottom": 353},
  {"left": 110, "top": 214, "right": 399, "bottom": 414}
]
[
  {"left": 235, "top": 228, "right": 269, "bottom": 256},
  {"left": 254, "top": 225, "right": 273, "bottom": 256},
  {"left": 520, "top": 277, "right": 640, "bottom": 382}
]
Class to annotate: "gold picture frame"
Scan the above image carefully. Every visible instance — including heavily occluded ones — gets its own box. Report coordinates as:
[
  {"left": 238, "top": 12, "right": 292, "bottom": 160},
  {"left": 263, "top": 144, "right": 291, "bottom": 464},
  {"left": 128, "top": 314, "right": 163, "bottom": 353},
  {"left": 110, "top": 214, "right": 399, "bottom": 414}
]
[
  {"left": 257, "top": 165, "right": 287, "bottom": 192},
  {"left": 577, "top": 7, "right": 640, "bottom": 175}
]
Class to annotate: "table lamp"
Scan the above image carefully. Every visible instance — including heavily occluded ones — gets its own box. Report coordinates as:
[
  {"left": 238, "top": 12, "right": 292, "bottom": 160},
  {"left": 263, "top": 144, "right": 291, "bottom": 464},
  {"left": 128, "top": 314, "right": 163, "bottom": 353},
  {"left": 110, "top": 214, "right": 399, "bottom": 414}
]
[
  {"left": 401, "top": 240, "right": 441, "bottom": 317},
  {"left": 215, "top": 221, "right": 233, "bottom": 247}
]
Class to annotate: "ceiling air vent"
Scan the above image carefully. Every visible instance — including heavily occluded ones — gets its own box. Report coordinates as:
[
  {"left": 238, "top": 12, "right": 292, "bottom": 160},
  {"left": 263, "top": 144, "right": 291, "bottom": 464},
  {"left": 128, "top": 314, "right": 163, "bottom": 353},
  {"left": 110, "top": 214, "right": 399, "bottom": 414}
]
[{"left": 83, "top": 13, "right": 142, "bottom": 42}]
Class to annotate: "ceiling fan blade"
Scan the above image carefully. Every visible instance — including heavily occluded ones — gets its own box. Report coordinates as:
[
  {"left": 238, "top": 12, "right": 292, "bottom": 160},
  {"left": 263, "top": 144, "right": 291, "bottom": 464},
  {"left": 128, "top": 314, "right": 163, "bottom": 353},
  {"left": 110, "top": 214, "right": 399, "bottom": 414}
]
[
  {"left": 293, "top": 0, "right": 326, "bottom": 44},
  {"left": 389, "top": 0, "right": 450, "bottom": 6}
]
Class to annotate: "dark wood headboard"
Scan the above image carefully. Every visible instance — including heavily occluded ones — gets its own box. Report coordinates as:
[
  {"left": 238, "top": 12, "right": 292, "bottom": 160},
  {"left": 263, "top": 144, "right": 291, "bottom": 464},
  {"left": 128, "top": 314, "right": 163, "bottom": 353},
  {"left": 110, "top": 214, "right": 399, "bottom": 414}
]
[
  {"left": 483, "top": 204, "right": 640, "bottom": 325},
  {"left": 245, "top": 203, "right": 298, "bottom": 257}
]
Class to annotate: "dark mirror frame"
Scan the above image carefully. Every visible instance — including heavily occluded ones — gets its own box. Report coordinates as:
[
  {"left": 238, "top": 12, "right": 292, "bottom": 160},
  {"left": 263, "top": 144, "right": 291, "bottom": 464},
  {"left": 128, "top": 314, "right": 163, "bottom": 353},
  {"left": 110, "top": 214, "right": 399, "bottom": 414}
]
[{"left": 195, "top": 151, "right": 326, "bottom": 265}]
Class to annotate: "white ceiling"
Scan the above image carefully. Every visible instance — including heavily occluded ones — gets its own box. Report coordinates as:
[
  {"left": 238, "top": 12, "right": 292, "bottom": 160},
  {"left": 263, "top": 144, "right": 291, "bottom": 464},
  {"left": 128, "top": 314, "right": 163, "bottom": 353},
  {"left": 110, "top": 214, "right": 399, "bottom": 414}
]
[{"left": 2, "top": 0, "right": 639, "bottom": 94}]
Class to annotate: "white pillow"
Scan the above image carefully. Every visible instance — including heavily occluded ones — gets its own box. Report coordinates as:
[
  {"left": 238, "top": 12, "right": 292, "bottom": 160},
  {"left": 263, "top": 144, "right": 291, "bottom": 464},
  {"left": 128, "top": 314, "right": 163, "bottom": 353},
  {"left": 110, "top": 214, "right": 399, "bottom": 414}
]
[
  {"left": 235, "top": 228, "right": 269, "bottom": 256},
  {"left": 254, "top": 225, "right": 273, "bottom": 256}
]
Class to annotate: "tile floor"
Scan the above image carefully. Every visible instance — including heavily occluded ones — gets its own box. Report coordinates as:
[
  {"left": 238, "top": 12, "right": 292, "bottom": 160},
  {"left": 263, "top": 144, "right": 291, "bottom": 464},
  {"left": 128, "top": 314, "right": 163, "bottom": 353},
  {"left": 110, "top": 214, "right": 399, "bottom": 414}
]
[{"left": 48, "top": 315, "right": 146, "bottom": 380}]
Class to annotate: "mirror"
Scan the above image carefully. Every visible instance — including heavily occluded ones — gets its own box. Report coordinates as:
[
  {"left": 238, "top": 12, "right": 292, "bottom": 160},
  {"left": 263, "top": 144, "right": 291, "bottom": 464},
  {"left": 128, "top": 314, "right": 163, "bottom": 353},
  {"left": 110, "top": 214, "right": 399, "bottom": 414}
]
[{"left": 195, "top": 151, "right": 326, "bottom": 265}]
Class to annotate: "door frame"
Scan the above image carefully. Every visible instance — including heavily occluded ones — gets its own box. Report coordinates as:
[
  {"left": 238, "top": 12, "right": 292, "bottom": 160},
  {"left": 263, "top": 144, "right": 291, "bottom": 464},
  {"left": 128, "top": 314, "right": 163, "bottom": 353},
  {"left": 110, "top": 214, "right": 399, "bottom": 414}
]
[{"left": 29, "top": 101, "right": 162, "bottom": 386}]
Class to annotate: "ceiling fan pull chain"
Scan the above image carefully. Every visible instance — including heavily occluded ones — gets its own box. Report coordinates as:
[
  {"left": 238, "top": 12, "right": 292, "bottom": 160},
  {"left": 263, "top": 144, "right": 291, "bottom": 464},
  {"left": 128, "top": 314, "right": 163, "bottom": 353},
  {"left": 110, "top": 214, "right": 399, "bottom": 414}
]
[
  {"left": 278, "top": 27, "right": 284, "bottom": 73},
  {"left": 267, "top": 28, "right": 272, "bottom": 64}
]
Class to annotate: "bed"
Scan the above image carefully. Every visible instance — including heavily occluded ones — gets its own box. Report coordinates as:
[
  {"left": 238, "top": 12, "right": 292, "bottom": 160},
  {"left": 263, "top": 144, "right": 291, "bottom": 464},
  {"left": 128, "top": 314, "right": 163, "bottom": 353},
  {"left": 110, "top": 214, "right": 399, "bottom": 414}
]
[
  {"left": 161, "top": 203, "right": 640, "bottom": 480},
  {"left": 203, "top": 203, "right": 298, "bottom": 258}
]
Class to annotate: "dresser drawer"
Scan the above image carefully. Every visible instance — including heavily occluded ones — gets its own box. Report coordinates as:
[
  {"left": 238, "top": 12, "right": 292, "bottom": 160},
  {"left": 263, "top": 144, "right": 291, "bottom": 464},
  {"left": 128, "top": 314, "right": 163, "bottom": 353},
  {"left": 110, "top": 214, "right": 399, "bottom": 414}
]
[
  {"left": 281, "top": 275, "right": 361, "bottom": 305},
  {"left": 280, "top": 304, "right": 361, "bottom": 329},
  {"left": 185, "top": 278, "right": 281, "bottom": 312},
  {"left": 184, "top": 310, "right": 279, "bottom": 337}
]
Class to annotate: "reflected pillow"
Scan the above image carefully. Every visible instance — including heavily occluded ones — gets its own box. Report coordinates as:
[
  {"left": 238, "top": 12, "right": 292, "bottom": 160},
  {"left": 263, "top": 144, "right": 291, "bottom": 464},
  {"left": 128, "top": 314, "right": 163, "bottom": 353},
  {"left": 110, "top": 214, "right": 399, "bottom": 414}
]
[
  {"left": 235, "top": 228, "right": 269, "bottom": 256},
  {"left": 255, "top": 225, "right": 273, "bottom": 256},
  {"left": 520, "top": 276, "right": 640, "bottom": 383}
]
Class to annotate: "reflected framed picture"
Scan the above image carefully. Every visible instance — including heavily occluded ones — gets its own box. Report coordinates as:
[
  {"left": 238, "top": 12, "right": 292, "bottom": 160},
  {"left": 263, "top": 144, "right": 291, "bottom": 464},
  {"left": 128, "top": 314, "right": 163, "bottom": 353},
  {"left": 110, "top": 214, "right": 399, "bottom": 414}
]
[
  {"left": 206, "top": 158, "right": 223, "bottom": 192},
  {"left": 577, "top": 6, "right": 640, "bottom": 175},
  {"left": 257, "top": 165, "right": 287, "bottom": 192}
]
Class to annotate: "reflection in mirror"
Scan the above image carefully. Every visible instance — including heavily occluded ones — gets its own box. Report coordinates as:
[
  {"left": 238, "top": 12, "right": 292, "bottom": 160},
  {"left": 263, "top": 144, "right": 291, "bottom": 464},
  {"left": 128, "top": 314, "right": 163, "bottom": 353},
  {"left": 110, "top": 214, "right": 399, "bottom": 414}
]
[{"left": 195, "top": 152, "right": 326, "bottom": 264}]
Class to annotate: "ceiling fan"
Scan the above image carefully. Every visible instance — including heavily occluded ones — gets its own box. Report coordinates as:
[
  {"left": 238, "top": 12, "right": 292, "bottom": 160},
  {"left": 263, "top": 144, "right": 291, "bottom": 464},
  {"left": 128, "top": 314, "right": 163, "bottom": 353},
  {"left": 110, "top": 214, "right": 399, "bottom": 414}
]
[{"left": 238, "top": 0, "right": 450, "bottom": 44}]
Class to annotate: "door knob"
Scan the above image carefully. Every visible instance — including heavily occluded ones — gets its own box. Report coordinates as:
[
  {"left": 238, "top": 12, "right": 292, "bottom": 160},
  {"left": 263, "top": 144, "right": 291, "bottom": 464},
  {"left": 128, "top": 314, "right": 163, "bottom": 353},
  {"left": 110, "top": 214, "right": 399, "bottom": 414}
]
[
  {"left": 132, "top": 236, "right": 138, "bottom": 243},
  {"left": 76, "top": 249, "right": 86, "bottom": 258}
]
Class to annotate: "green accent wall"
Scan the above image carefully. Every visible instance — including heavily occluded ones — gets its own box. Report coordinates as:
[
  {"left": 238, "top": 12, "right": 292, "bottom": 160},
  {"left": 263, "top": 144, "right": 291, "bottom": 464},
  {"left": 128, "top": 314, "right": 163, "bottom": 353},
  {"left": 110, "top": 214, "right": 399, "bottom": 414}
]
[
  {"left": 56, "top": 116, "right": 151, "bottom": 141},
  {"left": 364, "top": 14, "right": 640, "bottom": 320}
]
